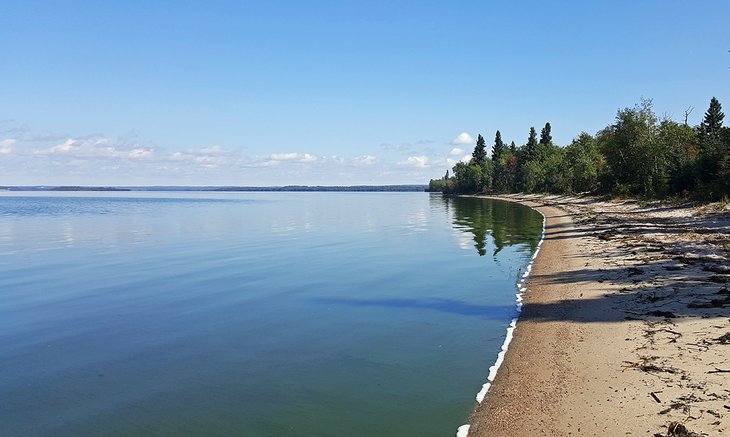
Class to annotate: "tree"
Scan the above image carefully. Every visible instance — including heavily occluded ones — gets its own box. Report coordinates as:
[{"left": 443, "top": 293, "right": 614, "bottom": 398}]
[
  {"left": 427, "top": 170, "right": 454, "bottom": 193},
  {"left": 542, "top": 147, "right": 568, "bottom": 193},
  {"left": 539, "top": 122, "right": 553, "bottom": 145},
  {"left": 427, "top": 96, "right": 726, "bottom": 199},
  {"left": 597, "top": 99, "right": 672, "bottom": 196},
  {"left": 523, "top": 127, "right": 539, "bottom": 162},
  {"left": 717, "top": 127, "right": 730, "bottom": 196},
  {"left": 452, "top": 161, "right": 483, "bottom": 193},
  {"left": 564, "top": 133, "right": 603, "bottom": 193},
  {"left": 492, "top": 130, "right": 505, "bottom": 162},
  {"left": 491, "top": 130, "right": 507, "bottom": 192},
  {"left": 701, "top": 97, "right": 725, "bottom": 134},
  {"left": 472, "top": 134, "right": 487, "bottom": 166},
  {"left": 697, "top": 97, "right": 726, "bottom": 188},
  {"left": 658, "top": 121, "right": 697, "bottom": 195}
]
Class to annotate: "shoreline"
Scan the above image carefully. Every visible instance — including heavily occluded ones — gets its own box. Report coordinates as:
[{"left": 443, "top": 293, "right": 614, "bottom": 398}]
[
  {"left": 465, "top": 194, "right": 730, "bottom": 436},
  {"left": 457, "top": 199, "right": 547, "bottom": 437}
]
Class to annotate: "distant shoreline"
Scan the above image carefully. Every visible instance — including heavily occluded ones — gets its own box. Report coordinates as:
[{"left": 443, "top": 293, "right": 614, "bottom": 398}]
[{"left": 0, "top": 185, "right": 428, "bottom": 192}]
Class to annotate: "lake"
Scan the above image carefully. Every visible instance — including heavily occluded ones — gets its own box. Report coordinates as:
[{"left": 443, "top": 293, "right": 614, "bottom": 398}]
[{"left": 0, "top": 192, "right": 542, "bottom": 437}]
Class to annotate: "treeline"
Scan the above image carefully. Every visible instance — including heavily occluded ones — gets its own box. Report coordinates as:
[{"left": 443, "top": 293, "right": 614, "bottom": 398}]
[{"left": 428, "top": 98, "right": 730, "bottom": 199}]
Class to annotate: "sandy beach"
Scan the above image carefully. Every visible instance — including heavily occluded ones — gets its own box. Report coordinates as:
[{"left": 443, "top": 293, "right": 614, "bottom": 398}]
[{"left": 467, "top": 194, "right": 730, "bottom": 437}]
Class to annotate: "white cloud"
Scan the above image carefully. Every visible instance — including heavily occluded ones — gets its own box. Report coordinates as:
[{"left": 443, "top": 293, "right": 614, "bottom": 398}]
[
  {"left": 451, "top": 132, "right": 474, "bottom": 145},
  {"left": 168, "top": 145, "right": 240, "bottom": 168},
  {"left": 196, "top": 145, "right": 227, "bottom": 155},
  {"left": 269, "top": 152, "right": 317, "bottom": 163},
  {"left": 380, "top": 143, "right": 411, "bottom": 152},
  {"left": 33, "top": 136, "right": 155, "bottom": 160},
  {"left": 352, "top": 155, "right": 378, "bottom": 166},
  {"left": 398, "top": 155, "right": 430, "bottom": 168},
  {"left": 128, "top": 148, "right": 153, "bottom": 159},
  {"left": 449, "top": 147, "right": 464, "bottom": 156},
  {"left": 1, "top": 124, "right": 453, "bottom": 185},
  {"left": 0, "top": 139, "right": 16, "bottom": 154}
]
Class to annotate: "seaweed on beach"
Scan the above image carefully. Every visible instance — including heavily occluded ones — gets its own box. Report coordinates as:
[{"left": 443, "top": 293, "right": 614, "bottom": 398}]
[
  {"left": 639, "top": 363, "right": 679, "bottom": 374},
  {"left": 654, "top": 421, "right": 704, "bottom": 437},
  {"left": 716, "top": 332, "right": 730, "bottom": 344}
]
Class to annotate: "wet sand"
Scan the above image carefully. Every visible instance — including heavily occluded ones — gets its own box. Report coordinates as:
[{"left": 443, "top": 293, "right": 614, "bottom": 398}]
[{"left": 467, "top": 194, "right": 730, "bottom": 437}]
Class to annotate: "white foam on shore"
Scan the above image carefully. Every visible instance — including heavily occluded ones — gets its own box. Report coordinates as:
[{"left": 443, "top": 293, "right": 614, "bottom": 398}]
[
  {"left": 456, "top": 424, "right": 470, "bottom": 437},
  {"left": 456, "top": 208, "right": 547, "bottom": 437}
]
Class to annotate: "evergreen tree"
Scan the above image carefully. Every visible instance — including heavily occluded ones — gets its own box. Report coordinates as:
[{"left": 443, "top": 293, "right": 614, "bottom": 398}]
[
  {"left": 523, "top": 127, "right": 539, "bottom": 162},
  {"left": 444, "top": 170, "right": 450, "bottom": 179},
  {"left": 492, "top": 130, "right": 505, "bottom": 162},
  {"left": 472, "top": 134, "right": 487, "bottom": 166},
  {"left": 702, "top": 97, "right": 725, "bottom": 134},
  {"left": 509, "top": 141, "right": 517, "bottom": 154},
  {"left": 539, "top": 122, "right": 553, "bottom": 145},
  {"left": 697, "top": 97, "right": 727, "bottom": 191},
  {"left": 698, "top": 97, "right": 725, "bottom": 153}
]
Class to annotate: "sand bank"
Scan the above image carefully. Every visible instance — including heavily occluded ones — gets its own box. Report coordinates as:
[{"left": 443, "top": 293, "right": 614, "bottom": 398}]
[{"left": 467, "top": 194, "right": 729, "bottom": 437}]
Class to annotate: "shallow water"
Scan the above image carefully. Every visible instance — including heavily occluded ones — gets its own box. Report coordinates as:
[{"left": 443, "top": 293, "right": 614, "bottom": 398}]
[{"left": 0, "top": 192, "right": 542, "bottom": 436}]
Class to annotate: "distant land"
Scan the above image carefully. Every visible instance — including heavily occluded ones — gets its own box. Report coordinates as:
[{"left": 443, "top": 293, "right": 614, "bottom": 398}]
[{"left": 0, "top": 185, "right": 428, "bottom": 192}]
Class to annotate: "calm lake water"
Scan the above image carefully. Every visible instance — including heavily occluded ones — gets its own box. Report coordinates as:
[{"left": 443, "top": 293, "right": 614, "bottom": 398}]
[{"left": 0, "top": 192, "right": 542, "bottom": 437}]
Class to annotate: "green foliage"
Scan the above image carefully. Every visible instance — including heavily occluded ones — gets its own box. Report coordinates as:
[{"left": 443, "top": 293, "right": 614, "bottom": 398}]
[
  {"left": 539, "top": 122, "right": 552, "bottom": 145},
  {"left": 597, "top": 99, "right": 673, "bottom": 196},
  {"left": 523, "top": 127, "right": 539, "bottom": 162},
  {"left": 718, "top": 127, "right": 730, "bottom": 196},
  {"left": 520, "top": 159, "right": 546, "bottom": 193},
  {"left": 472, "top": 134, "right": 487, "bottom": 166},
  {"left": 519, "top": 143, "right": 564, "bottom": 193},
  {"left": 491, "top": 130, "right": 506, "bottom": 191},
  {"left": 701, "top": 97, "right": 725, "bottom": 135},
  {"left": 427, "top": 97, "right": 728, "bottom": 200},
  {"left": 564, "top": 133, "right": 603, "bottom": 193},
  {"left": 493, "top": 151, "right": 518, "bottom": 193},
  {"left": 452, "top": 162, "right": 483, "bottom": 193},
  {"left": 658, "top": 120, "right": 697, "bottom": 194},
  {"left": 696, "top": 97, "right": 727, "bottom": 192},
  {"left": 427, "top": 170, "right": 454, "bottom": 193},
  {"left": 492, "top": 130, "right": 505, "bottom": 162}
]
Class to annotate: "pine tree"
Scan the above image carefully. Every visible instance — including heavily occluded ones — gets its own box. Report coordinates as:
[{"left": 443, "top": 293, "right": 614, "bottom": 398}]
[
  {"left": 492, "top": 130, "right": 505, "bottom": 162},
  {"left": 539, "top": 122, "right": 553, "bottom": 145},
  {"left": 444, "top": 170, "right": 450, "bottom": 180},
  {"left": 703, "top": 97, "right": 725, "bottom": 132},
  {"left": 509, "top": 141, "right": 517, "bottom": 154},
  {"left": 523, "top": 127, "right": 538, "bottom": 161},
  {"left": 472, "top": 134, "right": 487, "bottom": 166},
  {"left": 700, "top": 97, "right": 725, "bottom": 144},
  {"left": 697, "top": 97, "right": 727, "bottom": 185}
]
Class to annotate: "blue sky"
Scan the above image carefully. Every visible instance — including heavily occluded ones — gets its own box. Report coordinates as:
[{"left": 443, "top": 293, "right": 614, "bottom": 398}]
[{"left": 1, "top": 0, "right": 728, "bottom": 185}]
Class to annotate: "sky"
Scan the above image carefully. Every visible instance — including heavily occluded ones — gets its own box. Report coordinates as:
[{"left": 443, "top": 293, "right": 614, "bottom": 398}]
[{"left": 1, "top": 0, "right": 729, "bottom": 186}]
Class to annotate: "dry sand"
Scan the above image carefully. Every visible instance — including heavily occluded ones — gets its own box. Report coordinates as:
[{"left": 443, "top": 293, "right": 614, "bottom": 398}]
[{"left": 467, "top": 194, "right": 730, "bottom": 437}]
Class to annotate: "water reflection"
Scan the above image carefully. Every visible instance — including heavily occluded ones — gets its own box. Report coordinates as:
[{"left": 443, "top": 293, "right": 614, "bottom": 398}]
[{"left": 430, "top": 195, "right": 543, "bottom": 257}]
